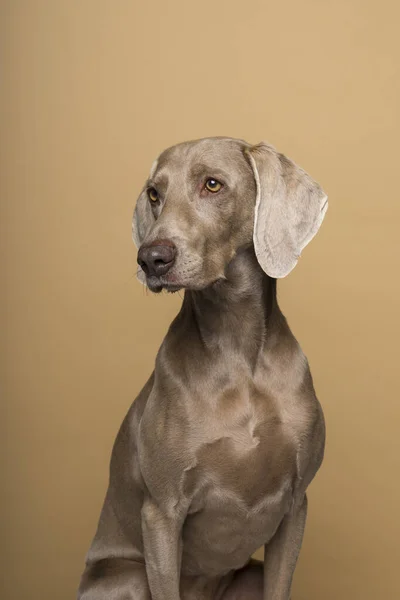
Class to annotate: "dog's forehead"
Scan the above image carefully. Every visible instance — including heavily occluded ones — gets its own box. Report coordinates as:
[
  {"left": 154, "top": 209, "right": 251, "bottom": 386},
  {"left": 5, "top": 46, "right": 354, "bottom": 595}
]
[{"left": 152, "top": 138, "right": 250, "bottom": 179}]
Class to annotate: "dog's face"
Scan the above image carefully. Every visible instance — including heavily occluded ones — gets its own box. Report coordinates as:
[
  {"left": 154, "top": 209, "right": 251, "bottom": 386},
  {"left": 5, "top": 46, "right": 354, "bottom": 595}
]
[
  {"left": 133, "top": 137, "right": 328, "bottom": 293},
  {"left": 134, "top": 138, "right": 256, "bottom": 292}
]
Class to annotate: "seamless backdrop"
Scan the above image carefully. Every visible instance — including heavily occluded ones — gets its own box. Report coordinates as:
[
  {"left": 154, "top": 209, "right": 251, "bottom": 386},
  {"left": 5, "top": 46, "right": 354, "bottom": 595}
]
[{"left": 1, "top": 1, "right": 400, "bottom": 599}]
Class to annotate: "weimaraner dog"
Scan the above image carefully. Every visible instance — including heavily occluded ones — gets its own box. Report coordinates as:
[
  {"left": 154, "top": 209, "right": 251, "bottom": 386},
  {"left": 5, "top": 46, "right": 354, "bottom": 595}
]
[{"left": 78, "top": 137, "right": 328, "bottom": 600}]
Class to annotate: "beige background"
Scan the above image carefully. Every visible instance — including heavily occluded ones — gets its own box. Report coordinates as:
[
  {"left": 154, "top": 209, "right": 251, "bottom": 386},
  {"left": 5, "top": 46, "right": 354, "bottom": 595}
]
[{"left": 1, "top": 1, "right": 399, "bottom": 599}]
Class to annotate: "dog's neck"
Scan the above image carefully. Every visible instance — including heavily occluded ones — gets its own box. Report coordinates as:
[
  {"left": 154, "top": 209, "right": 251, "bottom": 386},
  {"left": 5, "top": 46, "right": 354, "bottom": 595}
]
[{"left": 179, "top": 246, "right": 282, "bottom": 364}]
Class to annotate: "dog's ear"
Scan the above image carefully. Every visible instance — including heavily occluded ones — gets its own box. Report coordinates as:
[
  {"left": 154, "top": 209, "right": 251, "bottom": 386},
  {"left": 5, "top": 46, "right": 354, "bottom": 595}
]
[
  {"left": 245, "top": 143, "right": 328, "bottom": 278},
  {"left": 132, "top": 187, "right": 154, "bottom": 248},
  {"left": 132, "top": 187, "right": 155, "bottom": 284}
]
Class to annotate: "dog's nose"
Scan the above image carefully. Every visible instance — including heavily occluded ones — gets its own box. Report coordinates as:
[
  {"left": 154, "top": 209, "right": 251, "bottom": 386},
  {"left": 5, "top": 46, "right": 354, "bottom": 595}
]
[{"left": 137, "top": 240, "right": 177, "bottom": 278}]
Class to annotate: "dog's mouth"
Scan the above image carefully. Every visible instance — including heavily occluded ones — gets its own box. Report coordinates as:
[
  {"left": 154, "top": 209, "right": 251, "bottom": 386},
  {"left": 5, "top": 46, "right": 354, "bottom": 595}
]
[
  {"left": 146, "top": 275, "right": 183, "bottom": 294},
  {"left": 146, "top": 274, "right": 226, "bottom": 294},
  {"left": 141, "top": 257, "right": 226, "bottom": 294}
]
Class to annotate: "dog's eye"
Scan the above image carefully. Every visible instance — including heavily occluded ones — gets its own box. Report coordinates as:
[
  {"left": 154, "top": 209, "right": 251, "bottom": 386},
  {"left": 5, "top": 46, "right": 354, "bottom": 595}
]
[
  {"left": 204, "top": 179, "right": 223, "bottom": 193},
  {"left": 147, "top": 187, "right": 159, "bottom": 202}
]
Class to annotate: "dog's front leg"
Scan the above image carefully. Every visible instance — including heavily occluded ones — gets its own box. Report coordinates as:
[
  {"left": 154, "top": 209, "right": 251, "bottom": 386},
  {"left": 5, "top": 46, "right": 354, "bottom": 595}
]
[
  {"left": 263, "top": 495, "right": 308, "bottom": 600},
  {"left": 141, "top": 499, "right": 184, "bottom": 600}
]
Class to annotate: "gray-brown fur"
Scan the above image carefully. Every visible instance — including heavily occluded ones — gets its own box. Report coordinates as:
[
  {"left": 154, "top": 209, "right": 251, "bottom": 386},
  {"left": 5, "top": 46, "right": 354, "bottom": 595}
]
[{"left": 77, "top": 137, "right": 327, "bottom": 600}]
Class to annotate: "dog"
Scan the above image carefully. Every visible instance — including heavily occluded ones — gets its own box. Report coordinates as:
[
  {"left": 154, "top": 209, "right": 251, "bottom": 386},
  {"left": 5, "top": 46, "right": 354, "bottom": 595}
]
[{"left": 77, "top": 136, "right": 328, "bottom": 600}]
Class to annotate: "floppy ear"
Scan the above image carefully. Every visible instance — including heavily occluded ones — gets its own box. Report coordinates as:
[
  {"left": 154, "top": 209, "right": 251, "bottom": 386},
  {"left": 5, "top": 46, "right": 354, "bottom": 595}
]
[
  {"left": 132, "top": 187, "right": 155, "bottom": 284},
  {"left": 246, "top": 143, "right": 328, "bottom": 278}
]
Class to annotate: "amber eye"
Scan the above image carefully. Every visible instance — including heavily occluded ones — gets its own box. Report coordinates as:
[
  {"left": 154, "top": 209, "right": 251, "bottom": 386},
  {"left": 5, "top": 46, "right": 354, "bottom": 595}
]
[
  {"left": 205, "top": 178, "right": 223, "bottom": 193},
  {"left": 147, "top": 187, "right": 159, "bottom": 202}
]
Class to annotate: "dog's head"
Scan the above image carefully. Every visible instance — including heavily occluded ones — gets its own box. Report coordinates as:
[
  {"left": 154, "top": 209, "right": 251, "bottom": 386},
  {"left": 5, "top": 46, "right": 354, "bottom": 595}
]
[{"left": 133, "top": 137, "right": 327, "bottom": 293}]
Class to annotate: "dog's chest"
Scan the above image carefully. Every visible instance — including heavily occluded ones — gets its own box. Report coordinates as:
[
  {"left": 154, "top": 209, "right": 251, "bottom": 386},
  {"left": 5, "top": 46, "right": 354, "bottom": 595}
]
[
  {"left": 142, "top": 378, "right": 299, "bottom": 502},
  {"left": 174, "top": 391, "right": 296, "bottom": 574},
  {"left": 183, "top": 393, "right": 297, "bottom": 509}
]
